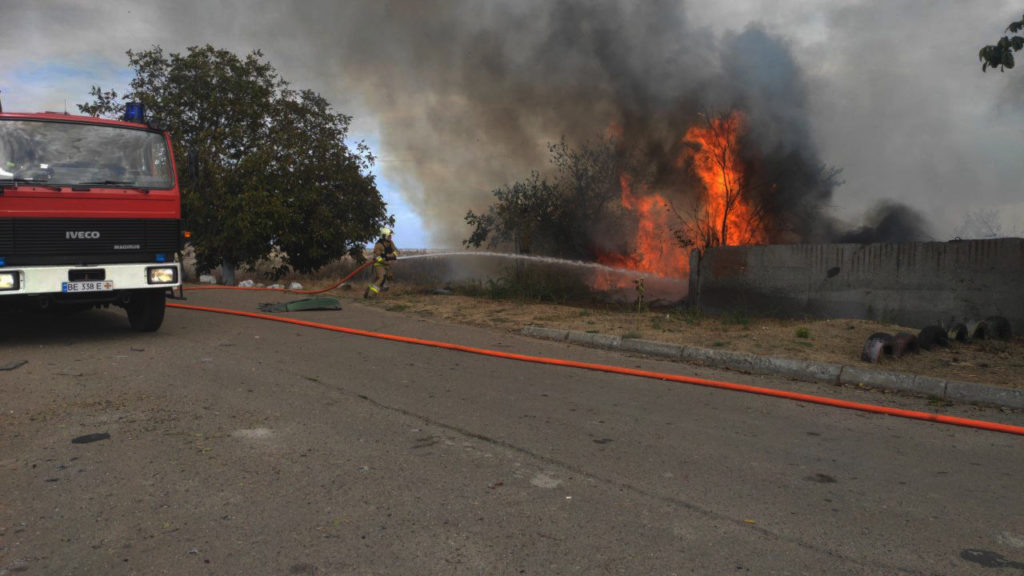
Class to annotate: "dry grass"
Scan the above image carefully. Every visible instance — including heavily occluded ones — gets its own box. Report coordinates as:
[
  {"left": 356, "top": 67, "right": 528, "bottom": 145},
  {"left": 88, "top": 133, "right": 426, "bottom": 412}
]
[{"left": 348, "top": 283, "right": 1024, "bottom": 391}]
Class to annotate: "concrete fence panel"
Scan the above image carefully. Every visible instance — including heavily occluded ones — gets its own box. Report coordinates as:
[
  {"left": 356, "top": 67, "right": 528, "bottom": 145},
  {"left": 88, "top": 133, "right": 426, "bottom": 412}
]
[{"left": 691, "top": 238, "right": 1024, "bottom": 333}]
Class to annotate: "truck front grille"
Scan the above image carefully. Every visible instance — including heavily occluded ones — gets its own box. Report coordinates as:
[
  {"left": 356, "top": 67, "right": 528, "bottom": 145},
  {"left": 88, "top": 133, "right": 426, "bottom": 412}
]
[{"left": 0, "top": 218, "right": 180, "bottom": 265}]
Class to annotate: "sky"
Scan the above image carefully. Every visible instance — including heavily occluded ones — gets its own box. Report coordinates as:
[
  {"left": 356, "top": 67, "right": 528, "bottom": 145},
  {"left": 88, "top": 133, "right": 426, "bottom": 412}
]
[{"left": 2, "top": 0, "right": 1023, "bottom": 249}]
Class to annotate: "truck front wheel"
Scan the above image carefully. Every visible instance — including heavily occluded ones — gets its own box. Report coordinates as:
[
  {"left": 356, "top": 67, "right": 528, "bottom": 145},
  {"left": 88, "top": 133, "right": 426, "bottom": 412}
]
[{"left": 126, "top": 289, "right": 166, "bottom": 332}]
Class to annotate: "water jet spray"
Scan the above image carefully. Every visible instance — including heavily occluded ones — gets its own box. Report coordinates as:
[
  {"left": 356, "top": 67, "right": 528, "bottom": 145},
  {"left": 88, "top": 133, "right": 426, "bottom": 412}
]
[{"left": 396, "top": 251, "right": 688, "bottom": 305}]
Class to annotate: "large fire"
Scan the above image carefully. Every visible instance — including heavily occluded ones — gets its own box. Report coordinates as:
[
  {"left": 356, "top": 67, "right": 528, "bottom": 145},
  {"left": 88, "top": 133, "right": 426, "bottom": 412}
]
[
  {"left": 594, "top": 110, "right": 766, "bottom": 291},
  {"left": 683, "top": 111, "right": 768, "bottom": 247},
  {"left": 595, "top": 174, "right": 688, "bottom": 275}
]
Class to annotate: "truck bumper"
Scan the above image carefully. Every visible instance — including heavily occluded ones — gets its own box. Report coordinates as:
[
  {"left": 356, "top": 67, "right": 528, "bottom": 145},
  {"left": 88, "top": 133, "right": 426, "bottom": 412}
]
[{"left": 0, "top": 262, "right": 181, "bottom": 298}]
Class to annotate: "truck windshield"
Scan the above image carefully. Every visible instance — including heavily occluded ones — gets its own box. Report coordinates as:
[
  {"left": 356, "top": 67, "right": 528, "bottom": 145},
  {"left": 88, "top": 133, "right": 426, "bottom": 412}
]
[{"left": 0, "top": 119, "right": 173, "bottom": 189}]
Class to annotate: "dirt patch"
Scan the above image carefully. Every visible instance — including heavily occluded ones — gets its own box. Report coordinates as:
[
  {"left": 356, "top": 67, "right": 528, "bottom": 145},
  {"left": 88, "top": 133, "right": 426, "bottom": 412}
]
[{"left": 342, "top": 283, "right": 1024, "bottom": 390}]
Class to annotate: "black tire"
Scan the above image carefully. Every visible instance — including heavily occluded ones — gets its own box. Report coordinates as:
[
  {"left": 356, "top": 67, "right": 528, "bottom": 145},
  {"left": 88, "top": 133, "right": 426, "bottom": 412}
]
[
  {"left": 984, "top": 316, "right": 1013, "bottom": 340},
  {"left": 126, "top": 289, "right": 166, "bottom": 332}
]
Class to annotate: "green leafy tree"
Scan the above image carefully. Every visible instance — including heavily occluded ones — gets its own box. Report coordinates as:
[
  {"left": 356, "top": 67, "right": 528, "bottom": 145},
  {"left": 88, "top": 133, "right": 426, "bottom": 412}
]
[
  {"left": 464, "top": 171, "right": 561, "bottom": 254},
  {"left": 980, "top": 13, "right": 1024, "bottom": 71},
  {"left": 262, "top": 90, "right": 384, "bottom": 276},
  {"left": 464, "top": 138, "right": 623, "bottom": 260},
  {"left": 546, "top": 137, "right": 624, "bottom": 258},
  {"left": 79, "top": 45, "right": 387, "bottom": 281}
]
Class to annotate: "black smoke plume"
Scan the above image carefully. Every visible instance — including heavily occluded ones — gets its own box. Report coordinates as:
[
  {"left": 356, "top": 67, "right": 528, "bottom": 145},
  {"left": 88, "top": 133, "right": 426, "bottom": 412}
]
[
  {"left": 297, "top": 0, "right": 929, "bottom": 248},
  {"left": 837, "top": 201, "right": 933, "bottom": 244}
]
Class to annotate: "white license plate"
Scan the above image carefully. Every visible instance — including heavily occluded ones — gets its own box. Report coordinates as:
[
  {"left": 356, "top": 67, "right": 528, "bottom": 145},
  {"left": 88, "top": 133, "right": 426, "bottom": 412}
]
[{"left": 62, "top": 280, "right": 114, "bottom": 293}]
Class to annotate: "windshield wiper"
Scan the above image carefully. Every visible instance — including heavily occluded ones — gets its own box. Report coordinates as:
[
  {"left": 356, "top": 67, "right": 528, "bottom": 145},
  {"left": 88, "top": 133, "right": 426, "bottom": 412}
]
[
  {"left": 71, "top": 180, "right": 149, "bottom": 192},
  {"left": 0, "top": 177, "right": 62, "bottom": 192}
]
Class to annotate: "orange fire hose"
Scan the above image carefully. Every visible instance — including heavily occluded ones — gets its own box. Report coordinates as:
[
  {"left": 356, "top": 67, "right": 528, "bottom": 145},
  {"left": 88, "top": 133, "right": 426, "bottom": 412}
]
[{"left": 168, "top": 293, "right": 1024, "bottom": 437}]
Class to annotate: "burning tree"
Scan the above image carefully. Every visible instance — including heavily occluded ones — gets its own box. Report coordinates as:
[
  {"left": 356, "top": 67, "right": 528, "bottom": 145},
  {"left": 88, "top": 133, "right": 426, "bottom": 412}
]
[
  {"left": 464, "top": 111, "right": 773, "bottom": 281},
  {"left": 596, "top": 171, "right": 689, "bottom": 278},
  {"left": 594, "top": 109, "right": 775, "bottom": 282},
  {"left": 465, "top": 104, "right": 846, "bottom": 292},
  {"left": 671, "top": 110, "right": 768, "bottom": 251}
]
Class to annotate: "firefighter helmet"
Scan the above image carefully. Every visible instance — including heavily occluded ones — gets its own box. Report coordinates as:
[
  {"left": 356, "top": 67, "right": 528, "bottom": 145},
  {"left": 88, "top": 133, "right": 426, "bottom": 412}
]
[{"left": 380, "top": 227, "right": 392, "bottom": 237}]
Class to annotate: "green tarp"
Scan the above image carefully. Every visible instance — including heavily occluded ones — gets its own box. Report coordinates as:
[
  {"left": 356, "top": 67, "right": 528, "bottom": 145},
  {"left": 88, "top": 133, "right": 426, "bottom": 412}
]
[{"left": 258, "top": 297, "right": 342, "bottom": 313}]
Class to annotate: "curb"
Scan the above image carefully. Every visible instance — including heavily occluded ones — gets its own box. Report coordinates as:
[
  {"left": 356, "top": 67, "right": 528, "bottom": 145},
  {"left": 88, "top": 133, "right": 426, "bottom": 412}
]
[{"left": 520, "top": 326, "right": 1024, "bottom": 410}]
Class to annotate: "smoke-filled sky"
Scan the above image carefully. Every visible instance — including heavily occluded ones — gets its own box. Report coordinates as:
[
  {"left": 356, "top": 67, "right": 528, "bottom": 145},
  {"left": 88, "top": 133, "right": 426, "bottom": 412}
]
[{"left": 3, "top": 0, "right": 1023, "bottom": 248}]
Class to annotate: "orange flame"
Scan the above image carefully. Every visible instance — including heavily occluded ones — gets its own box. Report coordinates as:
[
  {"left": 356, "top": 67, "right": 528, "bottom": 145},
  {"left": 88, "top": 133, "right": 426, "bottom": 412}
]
[
  {"left": 593, "top": 110, "right": 767, "bottom": 293},
  {"left": 594, "top": 174, "right": 690, "bottom": 289},
  {"left": 683, "top": 111, "right": 767, "bottom": 246}
]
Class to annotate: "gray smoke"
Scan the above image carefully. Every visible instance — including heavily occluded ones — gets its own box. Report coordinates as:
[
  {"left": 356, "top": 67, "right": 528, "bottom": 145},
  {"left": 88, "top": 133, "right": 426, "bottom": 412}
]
[
  {"left": 2, "top": 0, "right": 939, "bottom": 248},
  {"left": 285, "top": 0, "right": 928, "bottom": 248},
  {"left": 315, "top": 0, "right": 721, "bottom": 247}
]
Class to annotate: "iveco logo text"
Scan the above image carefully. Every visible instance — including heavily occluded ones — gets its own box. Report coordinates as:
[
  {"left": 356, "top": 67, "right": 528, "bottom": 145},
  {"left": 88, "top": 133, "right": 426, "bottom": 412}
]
[{"left": 66, "top": 231, "right": 101, "bottom": 240}]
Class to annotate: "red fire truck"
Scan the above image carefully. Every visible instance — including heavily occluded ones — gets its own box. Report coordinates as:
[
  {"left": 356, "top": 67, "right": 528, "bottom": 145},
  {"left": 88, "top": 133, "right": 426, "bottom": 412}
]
[{"left": 0, "top": 103, "right": 182, "bottom": 331}]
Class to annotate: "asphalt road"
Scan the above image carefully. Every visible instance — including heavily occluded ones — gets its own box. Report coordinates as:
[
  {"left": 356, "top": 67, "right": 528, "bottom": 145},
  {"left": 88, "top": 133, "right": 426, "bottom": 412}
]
[{"left": 2, "top": 289, "right": 1023, "bottom": 575}]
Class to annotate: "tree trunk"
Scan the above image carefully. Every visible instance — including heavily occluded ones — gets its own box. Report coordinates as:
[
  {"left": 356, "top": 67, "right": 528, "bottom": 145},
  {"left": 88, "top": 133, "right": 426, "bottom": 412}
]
[
  {"left": 221, "top": 259, "right": 236, "bottom": 286},
  {"left": 688, "top": 248, "right": 702, "bottom": 311}
]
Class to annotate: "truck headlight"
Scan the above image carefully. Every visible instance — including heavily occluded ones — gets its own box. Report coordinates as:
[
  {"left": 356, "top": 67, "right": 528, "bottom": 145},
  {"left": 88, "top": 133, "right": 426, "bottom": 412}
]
[
  {"left": 147, "top": 266, "right": 178, "bottom": 285},
  {"left": 0, "top": 271, "right": 20, "bottom": 291}
]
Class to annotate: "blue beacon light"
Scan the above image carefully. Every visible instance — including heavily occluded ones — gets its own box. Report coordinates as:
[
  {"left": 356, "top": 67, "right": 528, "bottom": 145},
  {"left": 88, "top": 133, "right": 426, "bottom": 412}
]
[{"left": 123, "top": 102, "right": 146, "bottom": 123}]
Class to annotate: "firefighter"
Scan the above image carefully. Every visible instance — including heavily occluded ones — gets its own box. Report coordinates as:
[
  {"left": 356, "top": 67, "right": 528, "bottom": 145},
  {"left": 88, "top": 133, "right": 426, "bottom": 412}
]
[{"left": 364, "top": 226, "right": 399, "bottom": 298}]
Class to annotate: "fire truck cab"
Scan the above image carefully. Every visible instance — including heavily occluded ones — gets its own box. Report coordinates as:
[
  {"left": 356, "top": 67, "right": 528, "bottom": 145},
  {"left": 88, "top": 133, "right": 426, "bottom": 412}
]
[{"left": 0, "top": 104, "right": 182, "bottom": 331}]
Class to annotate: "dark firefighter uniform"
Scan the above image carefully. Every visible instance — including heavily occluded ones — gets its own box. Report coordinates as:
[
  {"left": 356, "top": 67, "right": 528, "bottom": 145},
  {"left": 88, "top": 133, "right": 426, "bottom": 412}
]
[{"left": 365, "top": 227, "right": 398, "bottom": 298}]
